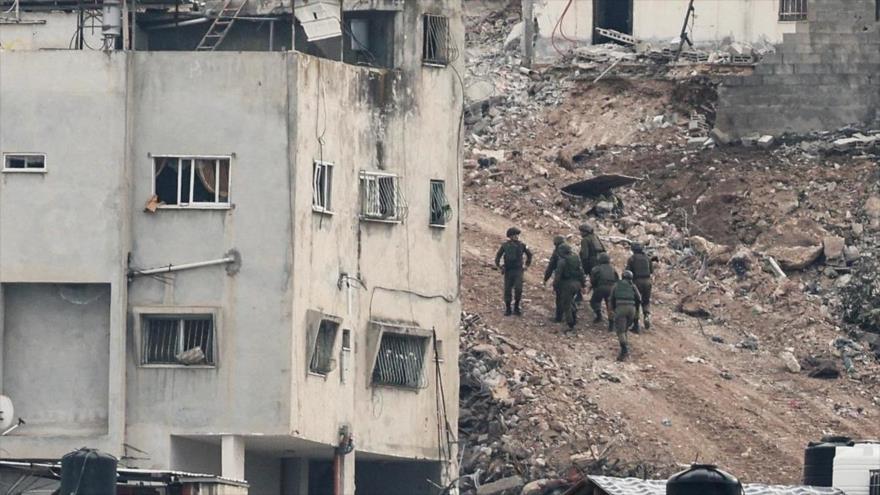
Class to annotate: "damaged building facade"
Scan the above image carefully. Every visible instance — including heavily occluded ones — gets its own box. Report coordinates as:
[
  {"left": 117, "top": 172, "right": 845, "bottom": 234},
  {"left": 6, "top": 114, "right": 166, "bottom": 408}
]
[{"left": 0, "top": 0, "right": 463, "bottom": 494}]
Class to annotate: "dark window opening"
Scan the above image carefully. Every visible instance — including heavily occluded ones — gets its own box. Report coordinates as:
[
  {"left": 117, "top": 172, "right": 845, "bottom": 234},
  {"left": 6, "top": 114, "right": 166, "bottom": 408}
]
[
  {"left": 593, "top": 0, "right": 633, "bottom": 44},
  {"left": 4, "top": 154, "right": 45, "bottom": 170},
  {"left": 423, "top": 14, "right": 449, "bottom": 66},
  {"left": 360, "top": 172, "right": 405, "bottom": 221},
  {"left": 309, "top": 319, "right": 339, "bottom": 375},
  {"left": 153, "top": 157, "right": 230, "bottom": 208},
  {"left": 779, "top": 0, "right": 808, "bottom": 21},
  {"left": 155, "top": 158, "right": 180, "bottom": 205},
  {"left": 342, "top": 11, "right": 396, "bottom": 68},
  {"left": 142, "top": 315, "right": 215, "bottom": 366},
  {"left": 371, "top": 332, "right": 428, "bottom": 389},
  {"left": 429, "top": 179, "right": 452, "bottom": 227}
]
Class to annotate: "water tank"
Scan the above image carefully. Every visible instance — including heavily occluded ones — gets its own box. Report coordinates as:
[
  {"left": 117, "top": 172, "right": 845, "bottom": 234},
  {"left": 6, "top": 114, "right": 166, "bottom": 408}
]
[
  {"left": 804, "top": 436, "right": 854, "bottom": 486},
  {"left": 833, "top": 442, "right": 880, "bottom": 495},
  {"left": 60, "top": 448, "right": 117, "bottom": 495},
  {"left": 667, "top": 464, "right": 743, "bottom": 495}
]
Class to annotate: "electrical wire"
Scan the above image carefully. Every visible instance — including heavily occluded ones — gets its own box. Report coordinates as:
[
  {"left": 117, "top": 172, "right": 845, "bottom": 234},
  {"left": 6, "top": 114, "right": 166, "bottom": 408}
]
[{"left": 550, "top": 0, "right": 576, "bottom": 57}]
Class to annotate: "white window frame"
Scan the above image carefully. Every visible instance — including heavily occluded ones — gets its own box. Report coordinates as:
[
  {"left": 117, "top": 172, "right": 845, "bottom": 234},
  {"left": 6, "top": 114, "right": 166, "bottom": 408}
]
[
  {"left": 312, "top": 160, "right": 334, "bottom": 214},
  {"left": 133, "top": 306, "right": 220, "bottom": 369},
  {"left": 2, "top": 152, "right": 47, "bottom": 173},
  {"left": 359, "top": 170, "right": 404, "bottom": 223},
  {"left": 151, "top": 155, "right": 232, "bottom": 210}
]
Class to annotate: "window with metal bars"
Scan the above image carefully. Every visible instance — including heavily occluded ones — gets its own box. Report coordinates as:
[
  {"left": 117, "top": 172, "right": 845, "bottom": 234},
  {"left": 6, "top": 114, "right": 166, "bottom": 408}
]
[
  {"left": 779, "top": 0, "right": 807, "bottom": 21},
  {"left": 312, "top": 161, "right": 333, "bottom": 213},
  {"left": 371, "top": 332, "right": 429, "bottom": 389},
  {"left": 423, "top": 14, "right": 449, "bottom": 66},
  {"left": 3, "top": 153, "right": 46, "bottom": 172},
  {"left": 360, "top": 171, "right": 406, "bottom": 221},
  {"left": 142, "top": 315, "right": 215, "bottom": 366},
  {"left": 152, "top": 156, "right": 230, "bottom": 208},
  {"left": 429, "top": 179, "right": 452, "bottom": 227},
  {"left": 309, "top": 319, "right": 339, "bottom": 375}
]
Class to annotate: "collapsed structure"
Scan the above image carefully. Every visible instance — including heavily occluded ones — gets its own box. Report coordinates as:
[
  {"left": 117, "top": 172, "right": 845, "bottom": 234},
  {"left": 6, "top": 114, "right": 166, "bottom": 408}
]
[{"left": 0, "top": 1, "right": 463, "bottom": 494}]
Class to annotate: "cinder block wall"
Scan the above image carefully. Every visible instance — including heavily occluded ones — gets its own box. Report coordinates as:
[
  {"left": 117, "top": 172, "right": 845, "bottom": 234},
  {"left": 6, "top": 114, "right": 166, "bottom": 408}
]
[{"left": 716, "top": 0, "right": 880, "bottom": 138}]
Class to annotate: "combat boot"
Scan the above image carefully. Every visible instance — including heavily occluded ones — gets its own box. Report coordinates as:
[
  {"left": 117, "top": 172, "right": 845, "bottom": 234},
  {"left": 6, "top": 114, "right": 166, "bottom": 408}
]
[
  {"left": 644, "top": 315, "right": 651, "bottom": 330},
  {"left": 513, "top": 302, "right": 522, "bottom": 316},
  {"left": 505, "top": 304, "right": 512, "bottom": 316},
  {"left": 631, "top": 321, "right": 640, "bottom": 334},
  {"left": 616, "top": 344, "right": 629, "bottom": 362}
]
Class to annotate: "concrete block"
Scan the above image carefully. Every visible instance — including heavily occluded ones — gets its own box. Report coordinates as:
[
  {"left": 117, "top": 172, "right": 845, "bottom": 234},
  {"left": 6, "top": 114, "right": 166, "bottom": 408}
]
[
  {"left": 476, "top": 476, "right": 524, "bottom": 495},
  {"left": 758, "top": 135, "right": 775, "bottom": 148}
]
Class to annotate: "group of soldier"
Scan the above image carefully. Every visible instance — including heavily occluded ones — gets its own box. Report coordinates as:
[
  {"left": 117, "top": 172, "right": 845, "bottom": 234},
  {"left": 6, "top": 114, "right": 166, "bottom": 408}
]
[{"left": 494, "top": 224, "right": 654, "bottom": 361}]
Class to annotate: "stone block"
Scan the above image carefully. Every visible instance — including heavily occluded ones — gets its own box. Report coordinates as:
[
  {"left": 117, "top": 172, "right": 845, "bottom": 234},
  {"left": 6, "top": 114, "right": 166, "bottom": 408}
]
[{"left": 476, "top": 476, "right": 524, "bottom": 495}]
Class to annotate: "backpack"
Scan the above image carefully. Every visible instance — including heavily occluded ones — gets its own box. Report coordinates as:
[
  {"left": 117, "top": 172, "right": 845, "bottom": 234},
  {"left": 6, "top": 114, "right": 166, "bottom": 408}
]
[
  {"left": 503, "top": 241, "right": 524, "bottom": 266},
  {"left": 613, "top": 281, "right": 636, "bottom": 302},
  {"left": 630, "top": 253, "right": 651, "bottom": 278}
]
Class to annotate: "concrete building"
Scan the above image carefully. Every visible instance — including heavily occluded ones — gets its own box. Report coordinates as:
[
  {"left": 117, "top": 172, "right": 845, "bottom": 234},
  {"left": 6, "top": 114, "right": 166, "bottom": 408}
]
[
  {"left": 526, "top": 0, "right": 809, "bottom": 61},
  {"left": 0, "top": 1, "right": 463, "bottom": 494}
]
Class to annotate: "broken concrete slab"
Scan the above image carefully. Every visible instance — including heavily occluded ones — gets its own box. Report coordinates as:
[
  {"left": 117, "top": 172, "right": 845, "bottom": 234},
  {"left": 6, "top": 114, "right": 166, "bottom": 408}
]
[
  {"left": 764, "top": 245, "right": 824, "bottom": 270},
  {"left": 823, "top": 235, "right": 846, "bottom": 260},
  {"left": 504, "top": 21, "right": 523, "bottom": 50},
  {"left": 476, "top": 475, "right": 524, "bottom": 495},
  {"left": 757, "top": 135, "right": 775, "bottom": 148},
  {"left": 710, "top": 127, "right": 733, "bottom": 146},
  {"left": 780, "top": 351, "right": 801, "bottom": 373},
  {"left": 561, "top": 174, "right": 640, "bottom": 198}
]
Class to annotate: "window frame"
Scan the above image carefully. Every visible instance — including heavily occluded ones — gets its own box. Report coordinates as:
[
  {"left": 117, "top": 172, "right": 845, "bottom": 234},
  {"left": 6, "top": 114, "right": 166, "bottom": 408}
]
[
  {"left": 366, "top": 321, "right": 432, "bottom": 391},
  {"left": 422, "top": 13, "right": 450, "bottom": 67},
  {"left": 429, "top": 179, "right": 452, "bottom": 228},
  {"left": 359, "top": 170, "right": 404, "bottom": 223},
  {"left": 778, "top": 0, "right": 807, "bottom": 21},
  {"left": 151, "top": 155, "right": 233, "bottom": 210},
  {"left": 134, "top": 307, "right": 220, "bottom": 369},
  {"left": 308, "top": 317, "right": 341, "bottom": 376},
  {"left": 312, "top": 160, "right": 334, "bottom": 214},
  {"left": 2, "top": 152, "right": 47, "bottom": 173}
]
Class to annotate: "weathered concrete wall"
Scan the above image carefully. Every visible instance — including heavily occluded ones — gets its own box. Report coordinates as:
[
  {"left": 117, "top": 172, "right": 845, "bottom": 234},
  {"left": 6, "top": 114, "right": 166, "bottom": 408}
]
[
  {"left": 716, "top": 0, "right": 880, "bottom": 137},
  {"left": 533, "top": 0, "right": 798, "bottom": 61},
  {"left": 0, "top": 12, "right": 103, "bottom": 50}
]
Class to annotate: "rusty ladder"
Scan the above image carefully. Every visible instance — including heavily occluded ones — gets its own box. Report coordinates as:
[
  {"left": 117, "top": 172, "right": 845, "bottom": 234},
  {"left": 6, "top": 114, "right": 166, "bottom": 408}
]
[{"left": 195, "top": 0, "right": 248, "bottom": 51}]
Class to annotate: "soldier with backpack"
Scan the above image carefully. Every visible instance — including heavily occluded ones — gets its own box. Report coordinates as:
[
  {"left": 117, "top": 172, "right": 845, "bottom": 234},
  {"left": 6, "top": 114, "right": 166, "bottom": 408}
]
[
  {"left": 494, "top": 227, "right": 533, "bottom": 316},
  {"left": 625, "top": 242, "right": 654, "bottom": 331},
  {"left": 543, "top": 235, "right": 569, "bottom": 322},
  {"left": 589, "top": 252, "right": 619, "bottom": 331},
  {"left": 610, "top": 270, "right": 643, "bottom": 361},
  {"left": 553, "top": 243, "right": 586, "bottom": 332}
]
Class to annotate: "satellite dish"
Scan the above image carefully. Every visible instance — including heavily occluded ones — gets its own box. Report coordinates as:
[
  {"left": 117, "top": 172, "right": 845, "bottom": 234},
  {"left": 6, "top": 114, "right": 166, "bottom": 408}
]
[{"left": 0, "top": 395, "right": 14, "bottom": 430}]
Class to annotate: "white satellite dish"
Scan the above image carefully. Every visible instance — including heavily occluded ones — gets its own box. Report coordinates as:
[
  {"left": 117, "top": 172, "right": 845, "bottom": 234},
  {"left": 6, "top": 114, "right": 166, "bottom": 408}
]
[{"left": 0, "top": 395, "right": 14, "bottom": 430}]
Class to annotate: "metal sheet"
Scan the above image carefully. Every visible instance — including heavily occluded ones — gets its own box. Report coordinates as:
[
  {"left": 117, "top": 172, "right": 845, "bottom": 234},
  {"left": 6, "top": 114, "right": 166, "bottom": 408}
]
[
  {"left": 561, "top": 174, "right": 641, "bottom": 198},
  {"left": 294, "top": 0, "right": 341, "bottom": 41}
]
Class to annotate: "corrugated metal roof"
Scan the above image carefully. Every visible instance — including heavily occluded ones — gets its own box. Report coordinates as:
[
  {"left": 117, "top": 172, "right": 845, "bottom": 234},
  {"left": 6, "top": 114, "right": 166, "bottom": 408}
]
[{"left": 586, "top": 476, "right": 846, "bottom": 495}]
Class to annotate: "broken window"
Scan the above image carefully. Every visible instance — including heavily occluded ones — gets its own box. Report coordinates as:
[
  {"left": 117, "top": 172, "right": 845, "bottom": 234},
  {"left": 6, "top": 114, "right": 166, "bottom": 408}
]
[
  {"left": 142, "top": 314, "right": 215, "bottom": 366},
  {"left": 360, "top": 171, "right": 405, "bottom": 222},
  {"left": 342, "top": 11, "right": 396, "bottom": 68},
  {"left": 3, "top": 153, "right": 46, "bottom": 172},
  {"left": 371, "top": 331, "right": 429, "bottom": 389},
  {"left": 779, "top": 0, "right": 807, "bottom": 21},
  {"left": 429, "top": 179, "right": 452, "bottom": 227},
  {"left": 422, "top": 14, "right": 449, "bottom": 66},
  {"left": 153, "top": 157, "right": 230, "bottom": 208},
  {"left": 309, "top": 318, "right": 340, "bottom": 375},
  {"left": 313, "top": 161, "right": 333, "bottom": 213}
]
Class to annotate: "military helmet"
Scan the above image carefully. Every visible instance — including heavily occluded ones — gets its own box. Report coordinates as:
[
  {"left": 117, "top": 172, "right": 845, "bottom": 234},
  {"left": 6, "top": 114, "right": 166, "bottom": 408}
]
[
  {"left": 622, "top": 270, "right": 634, "bottom": 280},
  {"left": 632, "top": 242, "right": 644, "bottom": 253},
  {"left": 598, "top": 252, "right": 610, "bottom": 264},
  {"left": 506, "top": 227, "right": 521, "bottom": 238},
  {"left": 558, "top": 244, "right": 573, "bottom": 256},
  {"left": 553, "top": 235, "right": 565, "bottom": 246},
  {"left": 579, "top": 223, "right": 594, "bottom": 234}
]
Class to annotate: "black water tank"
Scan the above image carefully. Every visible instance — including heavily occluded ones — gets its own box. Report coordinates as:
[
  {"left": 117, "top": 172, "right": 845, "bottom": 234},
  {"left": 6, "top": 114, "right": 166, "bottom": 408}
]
[
  {"left": 667, "top": 464, "right": 743, "bottom": 495},
  {"left": 803, "top": 436, "right": 854, "bottom": 487},
  {"left": 60, "top": 448, "right": 117, "bottom": 495}
]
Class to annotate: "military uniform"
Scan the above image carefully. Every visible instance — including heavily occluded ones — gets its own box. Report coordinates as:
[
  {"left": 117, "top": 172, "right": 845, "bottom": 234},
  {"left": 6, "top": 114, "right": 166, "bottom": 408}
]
[
  {"left": 554, "top": 246, "right": 586, "bottom": 331},
  {"left": 626, "top": 245, "right": 654, "bottom": 330},
  {"left": 579, "top": 230, "right": 607, "bottom": 276},
  {"left": 610, "top": 273, "right": 642, "bottom": 361},
  {"left": 589, "top": 254, "right": 619, "bottom": 329},
  {"left": 495, "top": 228, "right": 533, "bottom": 316},
  {"left": 544, "top": 237, "right": 567, "bottom": 322}
]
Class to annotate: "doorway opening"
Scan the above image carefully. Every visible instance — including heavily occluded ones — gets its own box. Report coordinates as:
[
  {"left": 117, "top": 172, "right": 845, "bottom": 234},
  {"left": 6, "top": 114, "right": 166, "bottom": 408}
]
[{"left": 593, "top": 0, "right": 633, "bottom": 44}]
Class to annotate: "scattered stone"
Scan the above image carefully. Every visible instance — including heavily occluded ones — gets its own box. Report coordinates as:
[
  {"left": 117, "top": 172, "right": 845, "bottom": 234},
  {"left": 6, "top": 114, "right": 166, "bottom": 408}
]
[
  {"left": 710, "top": 127, "right": 733, "bottom": 146},
  {"left": 806, "top": 359, "right": 841, "bottom": 379},
  {"left": 476, "top": 475, "right": 524, "bottom": 495},
  {"left": 503, "top": 21, "right": 523, "bottom": 50},
  {"left": 757, "top": 135, "right": 775, "bottom": 148},
  {"left": 844, "top": 246, "right": 861, "bottom": 263},
  {"left": 737, "top": 336, "right": 760, "bottom": 351},
  {"left": 823, "top": 236, "right": 846, "bottom": 261},
  {"left": 764, "top": 245, "right": 824, "bottom": 271},
  {"left": 684, "top": 356, "right": 706, "bottom": 364},
  {"left": 780, "top": 351, "right": 801, "bottom": 373}
]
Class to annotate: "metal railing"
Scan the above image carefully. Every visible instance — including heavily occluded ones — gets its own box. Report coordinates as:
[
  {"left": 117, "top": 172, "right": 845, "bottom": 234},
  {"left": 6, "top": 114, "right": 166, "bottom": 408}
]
[
  {"left": 779, "top": 0, "right": 807, "bottom": 21},
  {"left": 372, "top": 332, "right": 428, "bottom": 389}
]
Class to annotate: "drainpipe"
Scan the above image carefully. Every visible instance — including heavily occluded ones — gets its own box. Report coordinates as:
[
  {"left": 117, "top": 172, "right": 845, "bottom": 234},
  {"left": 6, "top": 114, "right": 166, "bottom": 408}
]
[
  {"left": 142, "top": 17, "right": 210, "bottom": 30},
  {"left": 522, "top": 0, "right": 534, "bottom": 68},
  {"left": 333, "top": 425, "right": 354, "bottom": 495},
  {"left": 128, "top": 250, "right": 241, "bottom": 278}
]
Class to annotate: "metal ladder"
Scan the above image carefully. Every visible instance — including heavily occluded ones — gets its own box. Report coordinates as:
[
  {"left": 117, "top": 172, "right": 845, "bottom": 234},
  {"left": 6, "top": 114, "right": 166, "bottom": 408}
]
[{"left": 195, "top": 0, "right": 247, "bottom": 51}]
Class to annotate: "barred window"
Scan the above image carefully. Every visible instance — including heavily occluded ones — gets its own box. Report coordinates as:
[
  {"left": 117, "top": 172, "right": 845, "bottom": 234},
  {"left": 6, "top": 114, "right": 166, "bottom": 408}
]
[
  {"left": 423, "top": 14, "right": 449, "bottom": 66},
  {"left": 779, "top": 0, "right": 807, "bottom": 21},
  {"left": 371, "top": 332, "right": 429, "bottom": 389},
  {"left": 142, "top": 315, "right": 215, "bottom": 366},
  {"left": 360, "top": 171, "right": 406, "bottom": 222},
  {"left": 312, "top": 161, "right": 333, "bottom": 213},
  {"left": 429, "top": 179, "right": 452, "bottom": 227}
]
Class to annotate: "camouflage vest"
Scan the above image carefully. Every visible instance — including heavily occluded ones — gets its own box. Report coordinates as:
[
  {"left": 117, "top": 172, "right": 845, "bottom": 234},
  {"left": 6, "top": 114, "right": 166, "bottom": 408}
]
[
  {"left": 630, "top": 253, "right": 652, "bottom": 279},
  {"left": 593, "top": 264, "right": 617, "bottom": 287},
  {"left": 502, "top": 241, "right": 526, "bottom": 269},
  {"left": 560, "top": 255, "right": 582, "bottom": 280},
  {"left": 613, "top": 281, "right": 637, "bottom": 303}
]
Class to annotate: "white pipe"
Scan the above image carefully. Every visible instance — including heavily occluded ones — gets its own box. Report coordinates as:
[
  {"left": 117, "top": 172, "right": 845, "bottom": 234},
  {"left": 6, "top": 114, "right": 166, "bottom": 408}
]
[
  {"left": 132, "top": 257, "right": 235, "bottom": 276},
  {"left": 143, "top": 17, "right": 210, "bottom": 30}
]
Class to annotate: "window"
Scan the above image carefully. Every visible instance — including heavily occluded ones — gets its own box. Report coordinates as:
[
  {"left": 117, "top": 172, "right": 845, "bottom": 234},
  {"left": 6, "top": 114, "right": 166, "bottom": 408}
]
[
  {"left": 309, "top": 319, "right": 340, "bottom": 375},
  {"left": 3, "top": 153, "right": 46, "bottom": 172},
  {"left": 360, "top": 171, "right": 406, "bottom": 222},
  {"left": 312, "top": 161, "right": 333, "bottom": 213},
  {"left": 429, "top": 180, "right": 452, "bottom": 227},
  {"left": 142, "top": 314, "right": 215, "bottom": 366},
  {"left": 779, "top": 0, "right": 807, "bottom": 21},
  {"left": 152, "top": 156, "right": 230, "bottom": 208},
  {"left": 423, "top": 14, "right": 449, "bottom": 66},
  {"left": 371, "top": 331, "right": 429, "bottom": 389}
]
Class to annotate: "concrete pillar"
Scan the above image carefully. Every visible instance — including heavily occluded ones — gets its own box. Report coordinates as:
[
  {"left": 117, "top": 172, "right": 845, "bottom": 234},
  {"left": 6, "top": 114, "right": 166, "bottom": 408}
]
[
  {"left": 340, "top": 451, "right": 355, "bottom": 495},
  {"left": 221, "top": 435, "right": 246, "bottom": 481},
  {"left": 522, "top": 0, "right": 534, "bottom": 68},
  {"left": 281, "top": 458, "right": 309, "bottom": 495}
]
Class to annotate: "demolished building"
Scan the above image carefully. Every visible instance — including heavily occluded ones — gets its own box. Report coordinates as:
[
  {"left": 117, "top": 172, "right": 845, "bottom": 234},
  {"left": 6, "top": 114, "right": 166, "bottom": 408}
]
[{"left": 0, "top": 1, "right": 463, "bottom": 494}]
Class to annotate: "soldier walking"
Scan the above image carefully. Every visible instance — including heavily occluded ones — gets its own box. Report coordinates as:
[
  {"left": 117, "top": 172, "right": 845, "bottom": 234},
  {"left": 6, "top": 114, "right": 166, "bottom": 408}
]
[
  {"left": 610, "top": 270, "right": 643, "bottom": 361},
  {"left": 553, "top": 244, "right": 586, "bottom": 332},
  {"left": 589, "top": 252, "right": 619, "bottom": 331},
  {"left": 494, "top": 227, "right": 533, "bottom": 316},
  {"left": 626, "top": 242, "right": 654, "bottom": 331},
  {"left": 579, "top": 223, "right": 607, "bottom": 276},
  {"left": 543, "top": 235, "right": 567, "bottom": 322}
]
